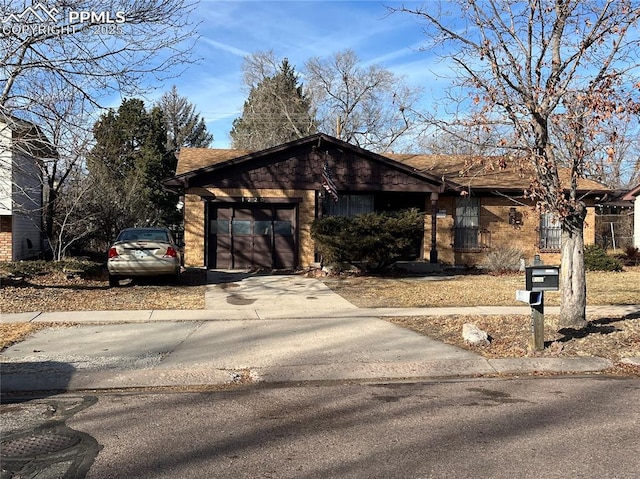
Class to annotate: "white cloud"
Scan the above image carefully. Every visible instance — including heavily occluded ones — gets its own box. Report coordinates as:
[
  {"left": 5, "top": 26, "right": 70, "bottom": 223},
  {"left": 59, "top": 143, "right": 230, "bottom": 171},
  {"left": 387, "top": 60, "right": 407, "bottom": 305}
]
[{"left": 200, "top": 38, "right": 251, "bottom": 58}]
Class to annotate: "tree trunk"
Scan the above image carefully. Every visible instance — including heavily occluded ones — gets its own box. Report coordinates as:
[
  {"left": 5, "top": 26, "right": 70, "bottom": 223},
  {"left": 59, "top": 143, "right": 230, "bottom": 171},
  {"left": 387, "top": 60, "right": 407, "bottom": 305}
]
[{"left": 559, "top": 206, "right": 587, "bottom": 329}]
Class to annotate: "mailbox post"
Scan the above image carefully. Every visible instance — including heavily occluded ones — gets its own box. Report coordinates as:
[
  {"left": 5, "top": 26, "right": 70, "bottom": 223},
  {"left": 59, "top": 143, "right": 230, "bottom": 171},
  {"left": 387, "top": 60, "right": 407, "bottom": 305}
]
[{"left": 516, "top": 266, "right": 560, "bottom": 351}]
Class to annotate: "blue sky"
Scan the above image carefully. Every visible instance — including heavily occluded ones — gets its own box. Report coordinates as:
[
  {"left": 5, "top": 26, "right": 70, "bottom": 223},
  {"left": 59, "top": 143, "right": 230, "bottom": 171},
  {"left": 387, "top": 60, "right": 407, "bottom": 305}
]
[{"left": 158, "top": 0, "right": 441, "bottom": 148}]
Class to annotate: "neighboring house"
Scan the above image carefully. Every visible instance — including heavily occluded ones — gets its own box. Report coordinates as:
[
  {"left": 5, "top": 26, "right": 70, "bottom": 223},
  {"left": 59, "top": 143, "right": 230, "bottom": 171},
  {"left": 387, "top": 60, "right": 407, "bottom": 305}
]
[
  {"left": 164, "top": 133, "right": 609, "bottom": 270},
  {"left": 0, "top": 116, "right": 56, "bottom": 261},
  {"left": 623, "top": 184, "right": 640, "bottom": 249},
  {"left": 595, "top": 189, "right": 635, "bottom": 250}
]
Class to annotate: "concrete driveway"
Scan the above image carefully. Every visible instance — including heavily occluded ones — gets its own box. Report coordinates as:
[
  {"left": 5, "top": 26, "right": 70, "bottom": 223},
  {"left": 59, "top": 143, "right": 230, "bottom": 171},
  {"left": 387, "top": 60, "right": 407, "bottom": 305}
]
[
  {"left": 204, "top": 271, "right": 359, "bottom": 317},
  {"left": 1, "top": 273, "right": 489, "bottom": 392}
]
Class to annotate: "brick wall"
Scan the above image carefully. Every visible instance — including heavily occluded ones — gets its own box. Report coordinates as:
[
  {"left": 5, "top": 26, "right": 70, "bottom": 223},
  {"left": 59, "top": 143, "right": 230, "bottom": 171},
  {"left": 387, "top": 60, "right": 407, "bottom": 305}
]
[
  {"left": 0, "top": 215, "right": 13, "bottom": 262},
  {"left": 183, "top": 193, "right": 206, "bottom": 267},
  {"left": 185, "top": 188, "right": 599, "bottom": 269},
  {"left": 423, "top": 196, "right": 598, "bottom": 267}
]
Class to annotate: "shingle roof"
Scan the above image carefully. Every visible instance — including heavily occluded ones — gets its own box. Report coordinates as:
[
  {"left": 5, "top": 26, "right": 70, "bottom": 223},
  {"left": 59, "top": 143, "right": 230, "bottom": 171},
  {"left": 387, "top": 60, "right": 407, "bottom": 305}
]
[
  {"left": 173, "top": 144, "right": 609, "bottom": 194},
  {"left": 385, "top": 153, "right": 609, "bottom": 193},
  {"left": 175, "top": 148, "right": 253, "bottom": 175}
]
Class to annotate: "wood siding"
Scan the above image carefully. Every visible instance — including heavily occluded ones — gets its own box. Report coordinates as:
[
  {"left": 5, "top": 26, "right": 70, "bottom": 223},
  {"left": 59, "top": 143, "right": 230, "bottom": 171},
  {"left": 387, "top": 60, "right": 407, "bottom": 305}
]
[
  {"left": 0, "top": 121, "right": 44, "bottom": 260},
  {"left": 189, "top": 145, "right": 441, "bottom": 193},
  {"left": 10, "top": 151, "right": 43, "bottom": 260}
]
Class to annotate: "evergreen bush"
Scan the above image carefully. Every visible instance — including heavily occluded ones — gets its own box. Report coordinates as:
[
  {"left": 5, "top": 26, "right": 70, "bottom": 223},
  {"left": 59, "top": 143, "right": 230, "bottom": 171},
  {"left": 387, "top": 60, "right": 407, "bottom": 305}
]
[
  {"left": 584, "top": 244, "right": 623, "bottom": 272},
  {"left": 311, "top": 209, "right": 423, "bottom": 272}
]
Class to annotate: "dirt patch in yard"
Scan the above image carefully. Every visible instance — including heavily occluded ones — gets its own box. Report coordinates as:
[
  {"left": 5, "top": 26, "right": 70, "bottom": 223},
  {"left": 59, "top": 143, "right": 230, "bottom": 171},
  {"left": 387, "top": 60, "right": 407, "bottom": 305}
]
[
  {"left": 324, "top": 268, "right": 640, "bottom": 307},
  {"left": 1, "top": 268, "right": 207, "bottom": 314},
  {"left": 322, "top": 267, "right": 640, "bottom": 376}
]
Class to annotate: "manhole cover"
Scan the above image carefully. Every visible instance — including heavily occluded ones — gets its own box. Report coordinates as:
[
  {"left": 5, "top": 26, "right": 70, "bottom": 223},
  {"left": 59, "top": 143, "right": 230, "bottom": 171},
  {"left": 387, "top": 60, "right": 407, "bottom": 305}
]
[{"left": 1, "top": 431, "right": 80, "bottom": 458}]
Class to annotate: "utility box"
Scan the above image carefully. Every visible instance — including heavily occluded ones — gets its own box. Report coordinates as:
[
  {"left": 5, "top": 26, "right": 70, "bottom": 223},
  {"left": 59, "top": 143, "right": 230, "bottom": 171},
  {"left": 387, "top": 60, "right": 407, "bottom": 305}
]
[{"left": 525, "top": 266, "right": 560, "bottom": 292}]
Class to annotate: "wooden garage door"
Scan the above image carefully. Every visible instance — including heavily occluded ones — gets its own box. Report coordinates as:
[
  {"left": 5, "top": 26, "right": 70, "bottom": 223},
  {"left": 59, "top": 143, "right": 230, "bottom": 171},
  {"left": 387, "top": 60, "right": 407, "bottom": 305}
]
[{"left": 208, "top": 204, "right": 296, "bottom": 269}]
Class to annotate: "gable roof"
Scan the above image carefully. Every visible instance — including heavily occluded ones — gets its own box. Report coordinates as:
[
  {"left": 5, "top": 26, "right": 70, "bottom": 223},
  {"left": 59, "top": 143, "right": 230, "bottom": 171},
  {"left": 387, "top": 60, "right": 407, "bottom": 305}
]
[
  {"left": 167, "top": 133, "right": 451, "bottom": 191},
  {"left": 168, "top": 133, "right": 609, "bottom": 195},
  {"left": 175, "top": 148, "right": 252, "bottom": 175}
]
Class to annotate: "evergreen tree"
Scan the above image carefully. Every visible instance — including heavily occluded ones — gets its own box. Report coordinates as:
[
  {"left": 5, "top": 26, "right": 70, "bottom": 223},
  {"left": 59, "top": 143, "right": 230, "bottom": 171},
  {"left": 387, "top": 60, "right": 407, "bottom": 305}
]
[
  {"left": 88, "top": 99, "right": 179, "bottom": 240},
  {"left": 231, "top": 58, "right": 316, "bottom": 150},
  {"left": 156, "top": 86, "right": 213, "bottom": 154}
]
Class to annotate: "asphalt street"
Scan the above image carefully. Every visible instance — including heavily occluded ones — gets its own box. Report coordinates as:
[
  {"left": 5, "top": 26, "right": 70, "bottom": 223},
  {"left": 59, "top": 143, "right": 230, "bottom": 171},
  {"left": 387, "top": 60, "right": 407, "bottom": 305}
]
[
  {"left": 2, "top": 273, "right": 639, "bottom": 478},
  {"left": 3, "top": 377, "right": 639, "bottom": 479}
]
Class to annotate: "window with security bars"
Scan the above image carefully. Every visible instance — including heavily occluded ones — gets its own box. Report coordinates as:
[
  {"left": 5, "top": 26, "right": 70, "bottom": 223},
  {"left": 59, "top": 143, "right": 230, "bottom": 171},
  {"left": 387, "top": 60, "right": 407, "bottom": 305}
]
[
  {"left": 539, "top": 212, "right": 561, "bottom": 251},
  {"left": 454, "top": 197, "right": 480, "bottom": 250}
]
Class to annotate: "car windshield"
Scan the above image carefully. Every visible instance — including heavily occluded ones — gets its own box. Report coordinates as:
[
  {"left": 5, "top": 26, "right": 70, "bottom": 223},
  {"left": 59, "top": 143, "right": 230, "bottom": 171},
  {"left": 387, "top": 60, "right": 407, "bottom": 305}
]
[{"left": 118, "top": 230, "right": 169, "bottom": 242}]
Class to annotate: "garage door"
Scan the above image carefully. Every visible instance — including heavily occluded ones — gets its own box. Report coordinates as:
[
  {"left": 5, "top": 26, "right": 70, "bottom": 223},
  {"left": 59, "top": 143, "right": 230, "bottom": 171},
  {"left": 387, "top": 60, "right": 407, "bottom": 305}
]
[{"left": 207, "top": 204, "right": 297, "bottom": 269}]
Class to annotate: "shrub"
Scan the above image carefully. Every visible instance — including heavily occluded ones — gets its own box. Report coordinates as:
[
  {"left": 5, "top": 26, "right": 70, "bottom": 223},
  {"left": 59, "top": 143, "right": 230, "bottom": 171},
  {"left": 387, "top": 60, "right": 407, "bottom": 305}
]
[
  {"left": 619, "top": 245, "right": 640, "bottom": 266},
  {"left": 481, "top": 247, "right": 525, "bottom": 272},
  {"left": 584, "top": 244, "right": 622, "bottom": 272},
  {"left": 311, "top": 209, "right": 423, "bottom": 272}
]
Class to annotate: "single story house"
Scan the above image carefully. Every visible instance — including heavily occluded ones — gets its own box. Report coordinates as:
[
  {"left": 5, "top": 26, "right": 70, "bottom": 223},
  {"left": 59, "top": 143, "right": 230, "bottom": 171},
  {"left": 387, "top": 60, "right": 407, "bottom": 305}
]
[
  {"left": 623, "top": 184, "right": 640, "bottom": 248},
  {"left": 164, "top": 133, "right": 609, "bottom": 270},
  {"left": 0, "top": 116, "right": 56, "bottom": 261}
]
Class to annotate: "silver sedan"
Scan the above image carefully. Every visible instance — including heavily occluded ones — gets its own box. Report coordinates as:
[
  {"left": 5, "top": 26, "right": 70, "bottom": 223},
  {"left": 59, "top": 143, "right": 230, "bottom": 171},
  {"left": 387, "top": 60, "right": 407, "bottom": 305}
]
[{"left": 107, "top": 227, "right": 181, "bottom": 287}]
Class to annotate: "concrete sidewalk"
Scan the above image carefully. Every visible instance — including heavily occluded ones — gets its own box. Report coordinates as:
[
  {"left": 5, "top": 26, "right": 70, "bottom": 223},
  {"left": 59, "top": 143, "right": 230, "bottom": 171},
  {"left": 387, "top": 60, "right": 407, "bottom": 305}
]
[
  {"left": 3, "top": 304, "right": 639, "bottom": 323},
  {"left": 1, "top": 273, "right": 639, "bottom": 393}
]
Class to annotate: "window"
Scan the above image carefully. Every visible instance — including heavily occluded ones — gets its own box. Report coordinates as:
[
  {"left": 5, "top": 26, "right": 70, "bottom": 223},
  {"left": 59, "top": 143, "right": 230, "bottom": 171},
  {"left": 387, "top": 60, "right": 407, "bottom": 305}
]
[
  {"left": 254, "top": 221, "right": 272, "bottom": 235},
  {"left": 210, "top": 220, "right": 229, "bottom": 235},
  {"left": 326, "top": 195, "right": 374, "bottom": 217},
  {"left": 231, "top": 220, "right": 251, "bottom": 235},
  {"left": 454, "top": 197, "right": 480, "bottom": 250},
  {"left": 539, "top": 212, "right": 561, "bottom": 251},
  {"left": 273, "top": 220, "right": 292, "bottom": 235}
]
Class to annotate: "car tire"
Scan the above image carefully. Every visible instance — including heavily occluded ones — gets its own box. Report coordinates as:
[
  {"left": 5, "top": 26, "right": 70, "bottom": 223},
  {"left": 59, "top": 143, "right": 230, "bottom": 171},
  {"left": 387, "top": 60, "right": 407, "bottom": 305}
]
[
  {"left": 169, "top": 272, "right": 180, "bottom": 285},
  {"left": 108, "top": 274, "right": 120, "bottom": 287}
]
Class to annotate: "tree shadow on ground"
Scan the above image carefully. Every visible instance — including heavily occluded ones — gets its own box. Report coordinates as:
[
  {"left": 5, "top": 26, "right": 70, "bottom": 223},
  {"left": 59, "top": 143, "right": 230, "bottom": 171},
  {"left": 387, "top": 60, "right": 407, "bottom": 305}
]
[{"left": 553, "top": 313, "right": 640, "bottom": 344}]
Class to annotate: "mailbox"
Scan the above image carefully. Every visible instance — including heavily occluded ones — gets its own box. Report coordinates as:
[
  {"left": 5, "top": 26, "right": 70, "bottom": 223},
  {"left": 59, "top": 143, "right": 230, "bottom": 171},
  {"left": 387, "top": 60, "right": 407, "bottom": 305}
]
[
  {"left": 516, "top": 289, "right": 543, "bottom": 306},
  {"left": 525, "top": 266, "right": 560, "bottom": 291}
]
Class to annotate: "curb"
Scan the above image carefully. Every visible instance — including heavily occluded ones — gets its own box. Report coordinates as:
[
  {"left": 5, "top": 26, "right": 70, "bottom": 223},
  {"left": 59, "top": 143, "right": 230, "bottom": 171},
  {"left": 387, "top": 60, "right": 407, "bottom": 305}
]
[{"left": 0, "top": 357, "right": 617, "bottom": 394}]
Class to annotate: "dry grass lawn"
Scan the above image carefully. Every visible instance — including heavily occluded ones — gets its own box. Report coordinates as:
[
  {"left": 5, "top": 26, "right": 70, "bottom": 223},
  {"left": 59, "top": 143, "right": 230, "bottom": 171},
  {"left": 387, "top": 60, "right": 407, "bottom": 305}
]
[
  {"left": 324, "top": 267, "right": 640, "bottom": 308},
  {"left": 322, "top": 266, "right": 640, "bottom": 375}
]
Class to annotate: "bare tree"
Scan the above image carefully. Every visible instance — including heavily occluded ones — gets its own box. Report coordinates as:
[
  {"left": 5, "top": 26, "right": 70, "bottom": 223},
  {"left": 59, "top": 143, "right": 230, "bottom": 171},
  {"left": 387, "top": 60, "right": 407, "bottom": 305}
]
[
  {"left": 393, "top": 0, "right": 640, "bottom": 327},
  {"left": 1, "top": 0, "right": 199, "bottom": 256},
  {"left": 1, "top": 1, "right": 198, "bottom": 113},
  {"left": 418, "top": 123, "right": 508, "bottom": 156},
  {"left": 50, "top": 168, "right": 97, "bottom": 260},
  {"left": 573, "top": 118, "right": 639, "bottom": 189},
  {"left": 305, "top": 49, "right": 422, "bottom": 152}
]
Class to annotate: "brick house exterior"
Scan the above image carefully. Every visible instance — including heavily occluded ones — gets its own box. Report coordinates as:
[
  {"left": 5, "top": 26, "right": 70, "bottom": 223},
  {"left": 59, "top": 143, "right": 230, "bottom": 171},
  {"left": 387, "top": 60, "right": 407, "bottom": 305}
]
[{"left": 165, "top": 133, "right": 609, "bottom": 270}]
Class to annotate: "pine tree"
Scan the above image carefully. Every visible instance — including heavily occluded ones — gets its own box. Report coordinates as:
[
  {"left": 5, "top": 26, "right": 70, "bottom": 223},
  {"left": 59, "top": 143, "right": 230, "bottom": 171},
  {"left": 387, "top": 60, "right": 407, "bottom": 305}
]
[
  {"left": 231, "top": 59, "right": 316, "bottom": 150},
  {"left": 88, "top": 99, "right": 179, "bottom": 240},
  {"left": 156, "top": 86, "right": 213, "bottom": 154}
]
